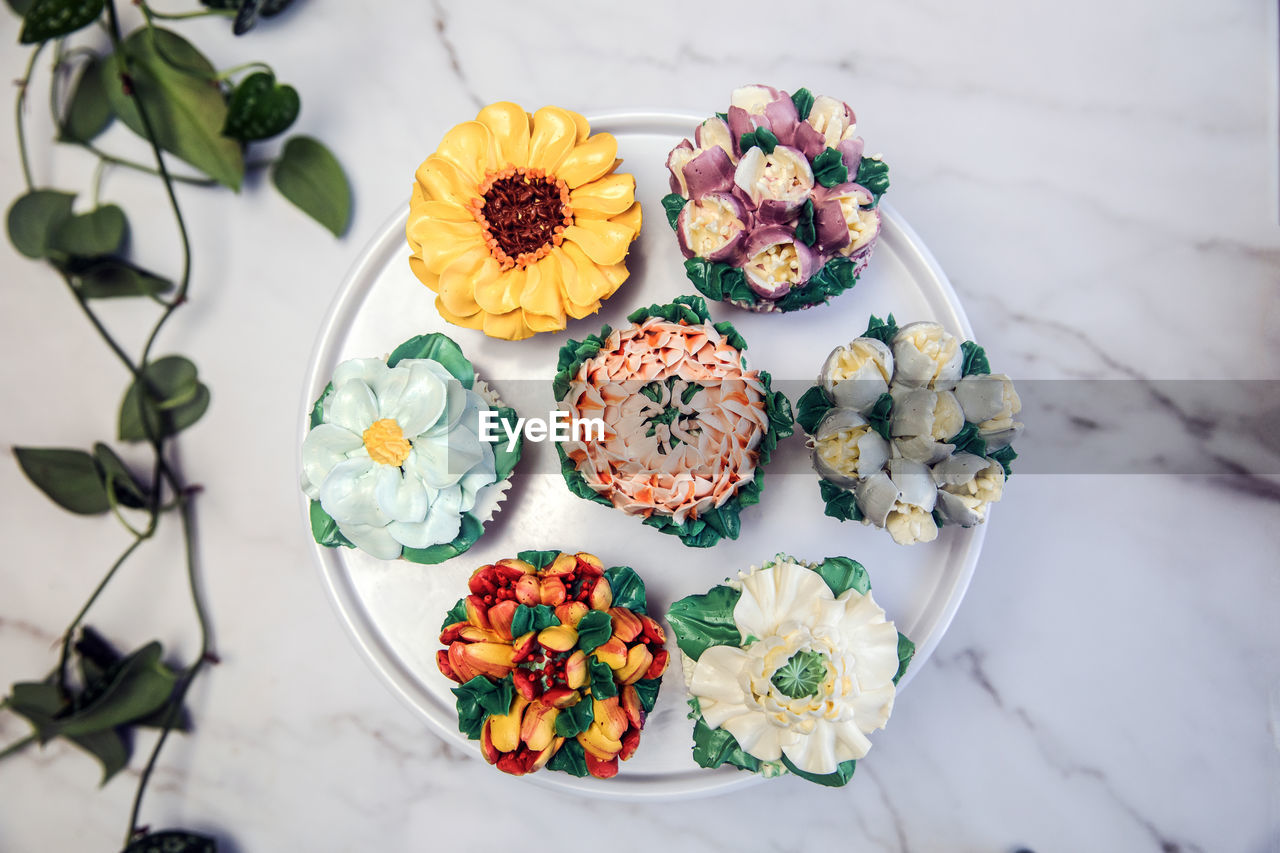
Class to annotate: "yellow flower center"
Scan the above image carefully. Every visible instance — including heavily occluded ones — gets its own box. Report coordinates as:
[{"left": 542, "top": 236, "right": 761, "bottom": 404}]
[
  {"left": 467, "top": 166, "right": 573, "bottom": 270},
  {"left": 362, "top": 418, "right": 411, "bottom": 466}
]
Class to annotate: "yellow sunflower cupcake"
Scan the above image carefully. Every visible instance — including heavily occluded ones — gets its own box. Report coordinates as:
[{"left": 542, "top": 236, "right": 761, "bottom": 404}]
[{"left": 407, "top": 103, "right": 643, "bottom": 341}]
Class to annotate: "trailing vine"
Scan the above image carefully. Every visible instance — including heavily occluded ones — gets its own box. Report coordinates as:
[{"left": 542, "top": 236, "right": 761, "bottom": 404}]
[{"left": 2, "top": 1, "right": 352, "bottom": 850}]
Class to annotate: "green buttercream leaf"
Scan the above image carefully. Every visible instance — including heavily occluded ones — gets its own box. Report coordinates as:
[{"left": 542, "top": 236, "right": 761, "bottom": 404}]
[
  {"left": 514, "top": 550, "right": 556, "bottom": 569},
  {"left": 949, "top": 422, "right": 987, "bottom": 458},
  {"left": 855, "top": 157, "right": 890, "bottom": 206},
  {"left": 666, "top": 585, "right": 743, "bottom": 660},
  {"left": 791, "top": 87, "right": 814, "bottom": 120},
  {"left": 557, "top": 446, "right": 614, "bottom": 509},
  {"left": 795, "top": 384, "right": 834, "bottom": 435},
  {"left": 690, "top": 713, "right": 760, "bottom": 773},
  {"left": 588, "top": 657, "right": 617, "bottom": 700},
  {"left": 309, "top": 500, "right": 354, "bottom": 549},
  {"left": 603, "top": 566, "right": 647, "bottom": 614},
  {"left": 866, "top": 392, "right": 895, "bottom": 441},
  {"left": 554, "top": 697, "right": 594, "bottom": 738},
  {"left": 451, "top": 675, "right": 513, "bottom": 740},
  {"left": 818, "top": 480, "right": 862, "bottom": 522},
  {"left": 813, "top": 556, "right": 870, "bottom": 597},
  {"left": 661, "top": 192, "right": 688, "bottom": 229},
  {"left": 441, "top": 598, "right": 468, "bottom": 632},
  {"left": 712, "top": 320, "right": 748, "bottom": 352},
  {"left": 780, "top": 754, "right": 857, "bottom": 787},
  {"left": 309, "top": 382, "right": 331, "bottom": 429},
  {"left": 546, "top": 738, "right": 590, "bottom": 776},
  {"left": 400, "top": 513, "right": 484, "bottom": 565},
  {"left": 773, "top": 255, "right": 859, "bottom": 312},
  {"left": 932, "top": 508, "right": 946, "bottom": 529},
  {"left": 633, "top": 677, "right": 661, "bottom": 714},
  {"left": 386, "top": 332, "right": 473, "bottom": 387},
  {"left": 683, "top": 258, "right": 756, "bottom": 306},
  {"left": 960, "top": 340, "right": 991, "bottom": 376},
  {"left": 574, "top": 610, "right": 612, "bottom": 654},
  {"left": 795, "top": 198, "right": 816, "bottom": 247},
  {"left": 894, "top": 632, "right": 916, "bottom": 685},
  {"left": 510, "top": 604, "right": 558, "bottom": 638},
  {"left": 490, "top": 406, "right": 522, "bottom": 481},
  {"left": 990, "top": 445, "right": 1018, "bottom": 477},
  {"left": 811, "top": 147, "right": 848, "bottom": 188},
  {"left": 714, "top": 111, "right": 728, "bottom": 123},
  {"left": 862, "top": 313, "right": 899, "bottom": 344}
]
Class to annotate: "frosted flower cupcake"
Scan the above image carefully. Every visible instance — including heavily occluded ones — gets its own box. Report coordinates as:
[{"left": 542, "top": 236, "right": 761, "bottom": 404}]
[
  {"left": 407, "top": 102, "right": 642, "bottom": 340},
  {"left": 663, "top": 85, "right": 889, "bottom": 313},
  {"left": 667, "top": 553, "right": 914, "bottom": 786}
]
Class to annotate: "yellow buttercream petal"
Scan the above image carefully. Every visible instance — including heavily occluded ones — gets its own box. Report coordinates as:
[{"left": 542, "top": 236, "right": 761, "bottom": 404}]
[
  {"left": 483, "top": 308, "right": 533, "bottom": 341},
  {"left": 438, "top": 245, "right": 491, "bottom": 317},
  {"left": 474, "top": 265, "right": 524, "bottom": 315},
  {"left": 476, "top": 101, "right": 531, "bottom": 168},
  {"left": 556, "top": 133, "right": 618, "bottom": 189},
  {"left": 435, "top": 121, "right": 501, "bottom": 184},
  {"left": 437, "top": 298, "right": 486, "bottom": 331},
  {"left": 415, "top": 199, "right": 474, "bottom": 222},
  {"left": 407, "top": 216, "right": 485, "bottom": 274},
  {"left": 521, "top": 256, "right": 566, "bottom": 322},
  {"left": 562, "top": 218, "right": 634, "bottom": 266},
  {"left": 569, "top": 109, "right": 590, "bottom": 143},
  {"left": 565, "top": 300, "right": 601, "bottom": 320},
  {"left": 595, "top": 260, "right": 630, "bottom": 299},
  {"left": 524, "top": 309, "right": 567, "bottom": 333},
  {"left": 527, "top": 107, "right": 579, "bottom": 173},
  {"left": 610, "top": 200, "right": 643, "bottom": 237},
  {"left": 408, "top": 255, "right": 440, "bottom": 293},
  {"left": 556, "top": 243, "right": 603, "bottom": 307},
  {"left": 415, "top": 155, "right": 478, "bottom": 205},
  {"left": 569, "top": 172, "right": 635, "bottom": 217}
]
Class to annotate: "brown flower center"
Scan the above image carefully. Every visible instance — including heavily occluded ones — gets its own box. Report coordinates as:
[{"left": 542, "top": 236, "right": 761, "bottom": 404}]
[{"left": 469, "top": 166, "right": 573, "bottom": 270}]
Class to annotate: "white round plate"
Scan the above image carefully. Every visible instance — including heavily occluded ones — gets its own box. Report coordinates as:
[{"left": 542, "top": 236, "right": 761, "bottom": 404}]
[{"left": 300, "top": 112, "right": 985, "bottom": 801}]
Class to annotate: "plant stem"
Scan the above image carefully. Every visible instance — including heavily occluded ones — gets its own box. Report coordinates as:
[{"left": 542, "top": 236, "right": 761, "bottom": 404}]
[
  {"left": 56, "top": 535, "right": 148, "bottom": 691},
  {"left": 139, "top": 1, "right": 236, "bottom": 20},
  {"left": 15, "top": 42, "right": 46, "bottom": 191},
  {"left": 0, "top": 734, "right": 37, "bottom": 761},
  {"left": 78, "top": 142, "right": 220, "bottom": 187},
  {"left": 214, "top": 61, "right": 272, "bottom": 82}
]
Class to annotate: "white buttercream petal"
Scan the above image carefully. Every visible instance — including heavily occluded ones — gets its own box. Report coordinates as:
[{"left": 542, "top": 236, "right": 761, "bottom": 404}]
[
  {"left": 830, "top": 715, "right": 876, "bottom": 760},
  {"left": 410, "top": 422, "right": 488, "bottom": 490},
  {"left": 318, "top": 457, "right": 386, "bottom": 527},
  {"left": 387, "top": 503, "right": 463, "bottom": 549},
  {"left": 690, "top": 645, "right": 752, "bottom": 704},
  {"left": 422, "top": 379, "right": 470, "bottom": 436},
  {"left": 850, "top": 683, "right": 896, "bottom": 734},
  {"left": 722, "top": 712, "right": 785, "bottom": 762},
  {"left": 325, "top": 379, "right": 379, "bottom": 434},
  {"left": 330, "top": 358, "right": 387, "bottom": 390},
  {"left": 457, "top": 443, "right": 497, "bottom": 512},
  {"left": 336, "top": 521, "right": 402, "bottom": 560},
  {"left": 382, "top": 361, "right": 448, "bottom": 436},
  {"left": 734, "top": 561, "right": 833, "bottom": 639},
  {"left": 300, "top": 424, "right": 362, "bottom": 497},
  {"left": 781, "top": 718, "right": 839, "bottom": 775},
  {"left": 374, "top": 465, "right": 428, "bottom": 524}
]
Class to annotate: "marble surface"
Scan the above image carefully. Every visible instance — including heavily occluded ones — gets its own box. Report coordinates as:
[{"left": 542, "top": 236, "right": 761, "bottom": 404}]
[{"left": 1, "top": 0, "right": 1278, "bottom": 850}]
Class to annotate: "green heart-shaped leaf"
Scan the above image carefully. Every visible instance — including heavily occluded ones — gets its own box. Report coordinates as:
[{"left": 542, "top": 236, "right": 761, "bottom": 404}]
[
  {"left": 59, "top": 641, "right": 176, "bottom": 736},
  {"left": 121, "top": 830, "right": 217, "bottom": 853},
  {"left": 14, "top": 447, "right": 111, "bottom": 514},
  {"left": 72, "top": 257, "right": 172, "bottom": 299},
  {"left": 52, "top": 204, "right": 128, "bottom": 257},
  {"left": 7, "top": 189, "right": 75, "bottom": 259},
  {"left": 105, "top": 28, "right": 245, "bottom": 190},
  {"left": 272, "top": 135, "right": 351, "bottom": 236},
  {"left": 222, "top": 71, "right": 299, "bottom": 141},
  {"left": 118, "top": 355, "right": 211, "bottom": 442},
  {"left": 92, "top": 443, "right": 151, "bottom": 509},
  {"left": 59, "top": 55, "right": 114, "bottom": 143},
  {"left": 19, "top": 0, "right": 103, "bottom": 43}
]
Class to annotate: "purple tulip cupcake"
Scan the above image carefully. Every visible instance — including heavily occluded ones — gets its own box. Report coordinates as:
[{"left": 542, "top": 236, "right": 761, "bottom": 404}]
[{"left": 662, "top": 85, "right": 890, "bottom": 313}]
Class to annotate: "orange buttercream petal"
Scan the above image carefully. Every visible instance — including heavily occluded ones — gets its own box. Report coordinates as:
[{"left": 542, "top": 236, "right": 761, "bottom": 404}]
[
  {"left": 476, "top": 101, "right": 531, "bottom": 167},
  {"left": 569, "top": 172, "right": 635, "bottom": 218},
  {"left": 556, "top": 133, "right": 619, "bottom": 189},
  {"left": 562, "top": 218, "right": 634, "bottom": 266},
  {"left": 527, "top": 107, "right": 580, "bottom": 173},
  {"left": 435, "top": 121, "right": 501, "bottom": 185}
]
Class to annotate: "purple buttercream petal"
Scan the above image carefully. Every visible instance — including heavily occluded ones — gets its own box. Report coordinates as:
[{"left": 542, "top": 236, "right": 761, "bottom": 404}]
[
  {"left": 793, "top": 122, "right": 827, "bottom": 160},
  {"left": 682, "top": 146, "right": 736, "bottom": 200},
  {"left": 726, "top": 106, "right": 757, "bottom": 158},
  {"left": 763, "top": 95, "right": 799, "bottom": 145},
  {"left": 838, "top": 136, "right": 865, "bottom": 177},
  {"left": 813, "top": 199, "right": 852, "bottom": 254},
  {"left": 666, "top": 139, "right": 694, "bottom": 195},
  {"left": 756, "top": 198, "right": 799, "bottom": 225}
]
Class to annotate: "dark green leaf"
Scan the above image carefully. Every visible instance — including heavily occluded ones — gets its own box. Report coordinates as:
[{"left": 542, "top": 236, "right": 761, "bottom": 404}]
[
  {"left": 990, "top": 445, "right": 1018, "bottom": 477},
  {"left": 574, "top": 610, "right": 612, "bottom": 654},
  {"left": 960, "top": 340, "right": 991, "bottom": 376},
  {"left": 7, "top": 189, "right": 75, "bottom": 259},
  {"left": 894, "top": 632, "right": 915, "bottom": 685},
  {"left": 780, "top": 754, "right": 856, "bottom": 787},
  {"left": 59, "top": 56, "right": 113, "bottom": 143},
  {"left": 855, "top": 156, "right": 891, "bottom": 205},
  {"left": 58, "top": 641, "right": 176, "bottom": 737},
  {"left": 489, "top": 407, "right": 522, "bottom": 481},
  {"left": 272, "top": 135, "right": 352, "bottom": 236},
  {"left": 509, "top": 604, "right": 557, "bottom": 639},
  {"left": 308, "top": 383, "right": 332, "bottom": 429},
  {"left": 440, "top": 598, "right": 468, "bottom": 632},
  {"left": 222, "top": 70, "right": 299, "bottom": 141},
  {"left": 232, "top": 0, "right": 261, "bottom": 34},
  {"left": 93, "top": 443, "right": 150, "bottom": 509},
  {"left": 794, "top": 384, "right": 834, "bottom": 436},
  {"left": 19, "top": 0, "right": 103, "bottom": 43},
  {"left": 121, "top": 829, "right": 217, "bottom": 853},
  {"left": 553, "top": 697, "right": 593, "bottom": 738},
  {"left": 310, "top": 500, "right": 355, "bottom": 550},
  {"left": 865, "top": 391, "right": 894, "bottom": 441},
  {"left": 665, "top": 585, "right": 742, "bottom": 660},
  {"left": 690, "top": 713, "right": 759, "bottom": 772},
  {"left": 862, "top": 313, "right": 898, "bottom": 344},
  {"left": 588, "top": 657, "right": 617, "bottom": 699},
  {"left": 661, "top": 192, "right": 687, "bottom": 229},
  {"left": 633, "top": 676, "right": 661, "bottom": 714},
  {"left": 811, "top": 147, "right": 848, "bottom": 188},
  {"left": 73, "top": 258, "right": 172, "bottom": 299},
  {"left": 118, "top": 356, "right": 210, "bottom": 442},
  {"left": 6, "top": 0, "right": 34, "bottom": 15},
  {"left": 790, "top": 87, "right": 814, "bottom": 121},
  {"left": 105, "top": 28, "right": 245, "bottom": 190},
  {"left": 515, "top": 550, "right": 559, "bottom": 569},
  {"left": 932, "top": 508, "right": 946, "bottom": 529},
  {"left": 451, "top": 675, "right": 512, "bottom": 740},
  {"left": 813, "top": 556, "right": 870, "bottom": 597},
  {"left": 400, "top": 512, "right": 483, "bottom": 565},
  {"left": 260, "top": 0, "right": 295, "bottom": 15},
  {"left": 69, "top": 726, "right": 128, "bottom": 785},
  {"left": 795, "top": 198, "right": 816, "bottom": 246},
  {"left": 682, "top": 258, "right": 756, "bottom": 306},
  {"left": 603, "top": 566, "right": 646, "bottom": 614},
  {"left": 52, "top": 204, "right": 127, "bottom": 257},
  {"left": 6, "top": 681, "right": 66, "bottom": 742},
  {"left": 773, "top": 255, "right": 860, "bottom": 312},
  {"left": 949, "top": 422, "right": 987, "bottom": 458},
  {"left": 386, "top": 332, "right": 472, "bottom": 386},
  {"left": 14, "top": 447, "right": 110, "bottom": 514},
  {"left": 818, "top": 479, "right": 862, "bottom": 522},
  {"left": 545, "top": 737, "right": 589, "bottom": 776}
]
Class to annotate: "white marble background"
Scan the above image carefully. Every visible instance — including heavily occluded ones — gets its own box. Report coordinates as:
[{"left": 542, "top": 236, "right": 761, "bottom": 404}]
[{"left": 2, "top": 1, "right": 1278, "bottom": 850}]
